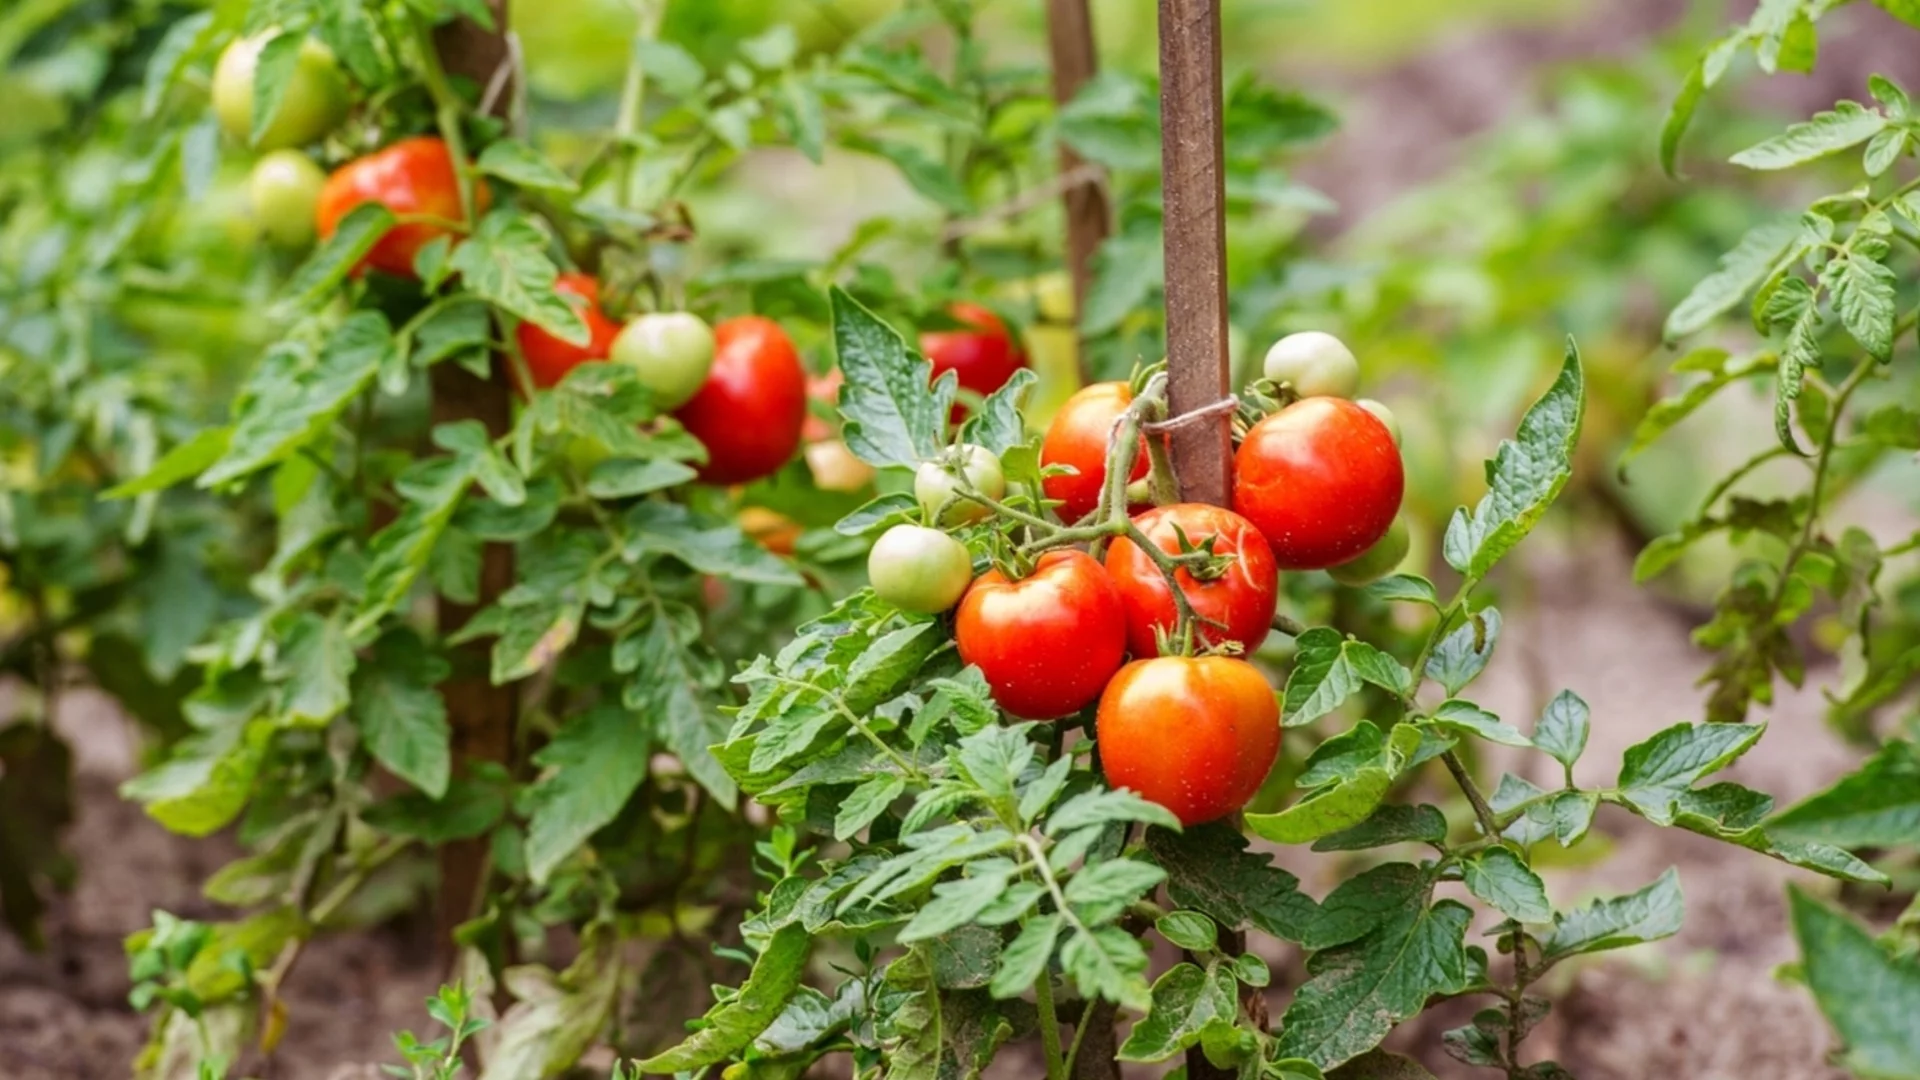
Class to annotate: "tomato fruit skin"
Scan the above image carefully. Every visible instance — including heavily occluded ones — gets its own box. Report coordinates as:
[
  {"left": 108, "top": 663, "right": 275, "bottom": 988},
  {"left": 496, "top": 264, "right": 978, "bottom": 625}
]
[
  {"left": 915, "top": 444, "right": 1005, "bottom": 526},
  {"left": 1356, "top": 397, "right": 1401, "bottom": 447},
  {"left": 955, "top": 550, "right": 1127, "bottom": 720},
  {"left": 314, "top": 137, "right": 487, "bottom": 278},
  {"left": 248, "top": 150, "right": 327, "bottom": 248},
  {"left": 1233, "top": 397, "right": 1403, "bottom": 570},
  {"left": 1096, "top": 655, "right": 1280, "bottom": 826},
  {"left": 519, "top": 273, "right": 619, "bottom": 388},
  {"left": 1262, "top": 331, "right": 1359, "bottom": 399},
  {"left": 1105, "top": 504, "right": 1278, "bottom": 658},
  {"left": 806, "top": 439, "right": 874, "bottom": 492},
  {"left": 1040, "top": 382, "right": 1150, "bottom": 523},
  {"left": 213, "top": 34, "right": 349, "bottom": 150},
  {"left": 611, "top": 311, "right": 715, "bottom": 409},
  {"left": 675, "top": 316, "right": 808, "bottom": 486},
  {"left": 869, "top": 525, "right": 973, "bottom": 614},
  {"left": 921, "top": 302, "right": 1027, "bottom": 412},
  {"left": 1327, "top": 515, "right": 1411, "bottom": 586}
]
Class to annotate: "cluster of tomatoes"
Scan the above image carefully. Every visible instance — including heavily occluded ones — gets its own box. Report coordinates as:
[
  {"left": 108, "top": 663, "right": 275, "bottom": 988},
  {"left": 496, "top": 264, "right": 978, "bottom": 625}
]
[{"left": 869, "top": 330, "right": 1407, "bottom": 826}]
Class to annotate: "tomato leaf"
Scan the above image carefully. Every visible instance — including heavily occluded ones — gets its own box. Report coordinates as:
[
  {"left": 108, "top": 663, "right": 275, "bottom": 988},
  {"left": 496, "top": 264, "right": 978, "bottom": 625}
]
[
  {"left": 1116, "top": 960, "right": 1239, "bottom": 1062},
  {"left": 1532, "top": 690, "right": 1591, "bottom": 773},
  {"left": 1538, "top": 868, "right": 1683, "bottom": 963},
  {"left": 635, "top": 924, "right": 812, "bottom": 1073},
  {"left": 248, "top": 32, "right": 303, "bottom": 147},
  {"left": 351, "top": 630, "right": 451, "bottom": 799},
  {"left": 451, "top": 210, "right": 588, "bottom": 346},
  {"left": 475, "top": 139, "right": 579, "bottom": 192},
  {"left": 1460, "top": 847, "right": 1552, "bottom": 924},
  {"left": 203, "top": 313, "right": 392, "bottom": 486},
  {"left": 1442, "top": 342, "right": 1583, "bottom": 578},
  {"left": 1767, "top": 739, "right": 1920, "bottom": 848},
  {"left": 103, "top": 426, "right": 231, "bottom": 499},
  {"left": 1788, "top": 885, "right": 1920, "bottom": 1079},
  {"left": 1614, "top": 721, "right": 1766, "bottom": 824},
  {"left": 1282, "top": 627, "right": 1413, "bottom": 727},
  {"left": 1275, "top": 898, "right": 1471, "bottom": 1068},
  {"left": 832, "top": 287, "right": 951, "bottom": 468},
  {"left": 1730, "top": 99, "right": 1887, "bottom": 170},
  {"left": 1146, "top": 824, "right": 1319, "bottom": 942},
  {"left": 960, "top": 368, "right": 1036, "bottom": 454},
  {"left": 1423, "top": 608, "right": 1502, "bottom": 698}
]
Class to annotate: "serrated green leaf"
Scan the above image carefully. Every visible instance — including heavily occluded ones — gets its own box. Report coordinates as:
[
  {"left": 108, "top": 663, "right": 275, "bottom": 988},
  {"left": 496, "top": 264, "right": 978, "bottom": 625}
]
[
  {"left": 204, "top": 314, "right": 391, "bottom": 486},
  {"left": 625, "top": 502, "right": 804, "bottom": 586},
  {"left": 1301, "top": 863, "right": 1431, "bottom": 951},
  {"left": 1442, "top": 344, "right": 1584, "bottom": 578},
  {"left": 636, "top": 924, "right": 811, "bottom": 1073},
  {"left": 834, "top": 774, "right": 907, "bottom": 841},
  {"left": 274, "top": 611, "right": 354, "bottom": 725},
  {"left": 103, "top": 426, "right": 231, "bottom": 498},
  {"left": 989, "top": 913, "right": 1062, "bottom": 999},
  {"left": 1660, "top": 58, "right": 1706, "bottom": 177},
  {"left": 475, "top": 139, "right": 578, "bottom": 192},
  {"left": 959, "top": 368, "right": 1036, "bottom": 454},
  {"left": 1461, "top": 847, "right": 1552, "bottom": 923},
  {"left": 1363, "top": 574, "right": 1439, "bottom": 608},
  {"left": 1532, "top": 690, "right": 1590, "bottom": 773},
  {"left": 832, "top": 288, "right": 948, "bottom": 468},
  {"left": 282, "top": 202, "right": 395, "bottom": 310},
  {"left": 584, "top": 458, "right": 696, "bottom": 499},
  {"left": 1789, "top": 885, "right": 1920, "bottom": 1078},
  {"left": 451, "top": 211, "right": 588, "bottom": 345},
  {"left": 834, "top": 492, "right": 919, "bottom": 537},
  {"left": 1247, "top": 767, "right": 1394, "bottom": 845},
  {"left": 1427, "top": 700, "right": 1530, "bottom": 748},
  {"left": 1832, "top": 250, "right": 1898, "bottom": 358},
  {"left": 1156, "top": 911, "right": 1219, "bottom": 952},
  {"left": 122, "top": 720, "right": 274, "bottom": 838},
  {"left": 1619, "top": 350, "right": 1772, "bottom": 474},
  {"left": 1312, "top": 804, "right": 1449, "bottom": 852},
  {"left": 1047, "top": 788, "right": 1182, "bottom": 834},
  {"left": 1424, "top": 608, "right": 1502, "bottom": 698},
  {"left": 1061, "top": 924, "right": 1151, "bottom": 1010},
  {"left": 1017, "top": 755, "right": 1074, "bottom": 825},
  {"left": 899, "top": 869, "right": 1014, "bottom": 943},
  {"left": 1615, "top": 722, "right": 1766, "bottom": 823},
  {"left": 352, "top": 631, "right": 451, "bottom": 798},
  {"left": 1276, "top": 899, "right": 1472, "bottom": 1068},
  {"left": 248, "top": 32, "right": 303, "bottom": 147},
  {"left": 523, "top": 704, "right": 650, "bottom": 884},
  {"left": 1539, "top": 868, "right": 1683, "bottom": 963},
  {"left": 1064, "top": 858, "right": 1166, "bottom": 910},
  {"left": 1283, "top": 628, "right": 1413, "bottom": 726},
  {"left": 1731, "top": 100, "right": 1887, "bottom": 170},
  {"left": 1117, "top": 962, "right": 1238, "bottom": 1062},
  {"left": 1146, "top": 824, "right": 1320, "bottom": 942},
  {"left": 1768, "top": 739, "right": 1920, "bottom": 848}
]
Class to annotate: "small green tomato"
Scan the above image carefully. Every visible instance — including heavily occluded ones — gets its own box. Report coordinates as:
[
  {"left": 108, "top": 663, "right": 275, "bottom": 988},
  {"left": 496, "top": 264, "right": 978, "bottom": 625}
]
[
  {"left": 248, "top": 150, "right": 327, "bottom": 248},
  {"left": 1326, "top": 516, "right": 1411, "bottom": 586},
  {"left": 212, "top": 34, "right": 349, "bottom": 150},
  {"left": 914, "top": 444, "right": 1006, "bottom": 525},
  {"left": 1356, "top": 398, "right": 1401, "bottom": 446},
  {"left": 611, "top": 312, "right": 716, "bottom": 410},
  {"left": 1262, "top": 331, "right": 1359, "bottom": 399},
  {"left": 868, "top": 525, "right": 973, "bottom": 614}
]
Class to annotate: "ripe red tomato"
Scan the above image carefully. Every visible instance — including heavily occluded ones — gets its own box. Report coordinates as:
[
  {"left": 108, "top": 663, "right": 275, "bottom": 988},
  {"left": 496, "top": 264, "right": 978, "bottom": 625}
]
[
  {"left": 1233, "top": 397, "right": 1403, "bottom": 570},
  {"left": 519, "top": 273, "right": 619, "bottom": 388},
  {"left": 314, "top": 137, "right": 487, "bottom": 278},
  {"left": 675, "top": 316, "right": 808, "bottom": 486},
  {"left": 921, "top": 302, "right": 1027, "bottom": 415},
  {"left": 1096, "top": 655, "right": 1279, "bottom": 826},
  {"left": 1104, "top": 504, "right": 1278, "bottom": 658},
  {"left": 1040, "top": 382, "right": 1150, "bottom": 523},
  {"left": 955, "top": 550, "right": 1126, "bottom": 720}
]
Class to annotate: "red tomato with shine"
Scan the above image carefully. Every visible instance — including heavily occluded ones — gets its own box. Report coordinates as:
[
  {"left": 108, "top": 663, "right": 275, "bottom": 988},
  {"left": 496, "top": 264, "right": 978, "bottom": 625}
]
[
  {"left": 315, "top": 137, "right": 487, "bottom": 278},
  {"left": 1040, "top": 382, "right": 1150, "bottom": 523},
  {"left": 921, "top": 302, "right": 1027, "bottom": 416},
  {"left": 1233, "top": 397, "right": 1404, "bottom": 570},
  {"left": 1105, "top": 504, "right": 1278, "bottom": 658},
  {"left": 519, "top": 273, "right": 620, "bottom": 388},
  {"left": 1096, "top": 655, "right": 1280, "bottom": 826},
  {"left": 675, "top": 316, "right": 808, "bottom": 486},
  {"left": 955, "top": 550, "right": 1126, "bottom": 720}
]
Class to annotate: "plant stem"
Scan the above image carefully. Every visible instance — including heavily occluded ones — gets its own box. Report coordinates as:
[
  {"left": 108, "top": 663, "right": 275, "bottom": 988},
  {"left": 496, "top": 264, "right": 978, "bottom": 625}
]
[
  {"left": 412, "top": 18, "right": 478, "bottom": 223},
  {"left": 1443, "top": 750, "right": 1501, "bottom": 839},
  {"left": 614, "top": 1, "right": 666, "bottom": 210},
  {"left": 1035, "top": 968, "right": 1067, "bottom": 1080},
  {"left": 1777, "top": 354, "right": 1876, "bottom": 591}
]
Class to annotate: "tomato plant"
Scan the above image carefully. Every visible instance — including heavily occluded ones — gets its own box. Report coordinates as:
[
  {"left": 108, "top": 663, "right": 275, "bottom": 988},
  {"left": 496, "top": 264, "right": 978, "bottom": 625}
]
[
  {"left": 1105, "top": 502, "right": 1278, "bottom": 657},
  {"left": 675, "top": 315, "right": 809, "bottom": 485},
  {"left": 1041, "top": 381, "right": 1150, "bottom": 522},
  {"left": 1096, "top": 654, "right": 1280, "bottom": 826},
  {"left": 314, "top": 136, "right": 482, "bottom": 278},
  {"left": 518, "top": 271, "right": 619, "bottom": 387},
  {"left": 1234, "top": 396, "right": 1404, "bottom": 570},
  {"left": 955, "top": 548, "right": 1128, "bottom": 720}
]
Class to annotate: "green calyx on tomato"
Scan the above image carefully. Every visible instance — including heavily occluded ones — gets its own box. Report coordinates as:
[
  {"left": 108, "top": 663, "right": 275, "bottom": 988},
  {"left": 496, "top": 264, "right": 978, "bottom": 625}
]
[
  {"left": 1105, "top": 504, "right": 1279, "bottom": 659},
  {"left": 611, "top": 312, "right": 716, "bottom": 411},
  {"left": 1262, "top": 330, "right": 1359, "bottom": 400},
  {"left": 1326, "top": 515, "right": 1411, "bottom": 586},
  {"left": 248, "top": 150, "right": 326, "bottom": 248},
  {"left": 914, "top": 444, "right": 1006, "bottom": 526},
  {"left": 315, "top": 136, "right": 486, "bottom": 279},
  {"left": 519, "top": 273, "right": 619, "bottom": 389},
  {"left": 213, "top": 34, "right": 350, "bottom": 150},
  {"left": 868, "top": 525, "right": 973, "bottom": 615},
  {"left": 955, "top": 549, "right": 1127, "bottom": 721},
  {"left": 1096, "top": 655, "right": 1280, "bottom": 826},
  {"left": 1233, "top": 396, "right": 1404, "bottom": 570}
]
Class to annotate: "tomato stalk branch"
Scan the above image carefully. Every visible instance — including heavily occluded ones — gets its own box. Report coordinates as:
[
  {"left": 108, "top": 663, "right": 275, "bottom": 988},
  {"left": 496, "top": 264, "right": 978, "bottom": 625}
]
[
  {"left": 411, "top": 17, "right": 478, "bottom": 223},
  {"left": 1404, "top": 585, "right": 1504, "bottom": 839}
]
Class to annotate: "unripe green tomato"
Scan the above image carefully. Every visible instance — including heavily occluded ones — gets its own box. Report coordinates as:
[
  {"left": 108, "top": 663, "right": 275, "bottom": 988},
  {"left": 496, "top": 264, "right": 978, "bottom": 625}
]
[
  {"left": 1327, "top": 515, "right": 1411, "bottom": 586},
  {"left": 213, "top": 34, "right": 350, "bottom": 150},
  {"left": 914, "top": 445, "right": 1005, "bottom": 525},
  {"left": 1262, "top": 331, "right": 1359, "bottom": 399},
  {"left": 611, "top": 312, "right": 716, "bottom": 410},
  {"left": 1356, "top": 398, "right": 1401, "bottom": 447},
  {"left": 248, "top": 150, "right": 326, "bottom": 248},
  {"left": 868, "top": 525, "right": 973, "bottom": 614}
]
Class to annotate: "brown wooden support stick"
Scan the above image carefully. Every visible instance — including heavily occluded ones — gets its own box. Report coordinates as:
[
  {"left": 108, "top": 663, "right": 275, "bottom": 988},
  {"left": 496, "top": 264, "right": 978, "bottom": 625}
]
[
  {"left": 1157, "top": 3, "right": 1263, "bottom": 1076},
  {"left": 432, "top": 0, "right": 516, "bottom": 964},
  {"left": 1046, "top": 0, "right": 1109, "bottom": 384},
  {"left": 1157, "top": 0, "right": 1234, "bottom": 509}
]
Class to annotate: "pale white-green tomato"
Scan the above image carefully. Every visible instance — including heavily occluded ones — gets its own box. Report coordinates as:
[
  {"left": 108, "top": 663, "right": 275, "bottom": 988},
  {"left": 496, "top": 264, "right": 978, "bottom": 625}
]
[
  {"left": 868, "top": 525, "right": 973, "bottom": 614},
  {"left": 213, "top": 34, "right": 349, "bottom": 150},
  {"left": 1262, "top": 331, "right": 1359, "bottom": 399},
  {"left": 247, "top": 150, "right": 327, "bottom": 248},
  {"left": 914, "top": 444, "right": 1006, "bottom": 525},
  {"left": 1327, "top": 516, "right": 1411, "bottom": 586},
  {"left": 1356, "top": 398, "right": 1401, "bottom": 447},
  {"left": 611, "top": 312, "right": 716, "bottom": 410}
]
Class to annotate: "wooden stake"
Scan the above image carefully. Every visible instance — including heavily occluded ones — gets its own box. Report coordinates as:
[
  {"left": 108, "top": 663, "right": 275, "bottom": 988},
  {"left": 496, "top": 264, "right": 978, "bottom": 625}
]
[
  {"left": 432, "top": 0, "right": 515, "bottom": 963},
  {"left": 1157, "top": 0, "right": 1233, "bottom": 509},
  {"left": 1157, "top": 5, "right": 1262, "bottom": 1076},
  {"left": 1046, "top": 0, "right": 1109, "bottom": 382}
]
